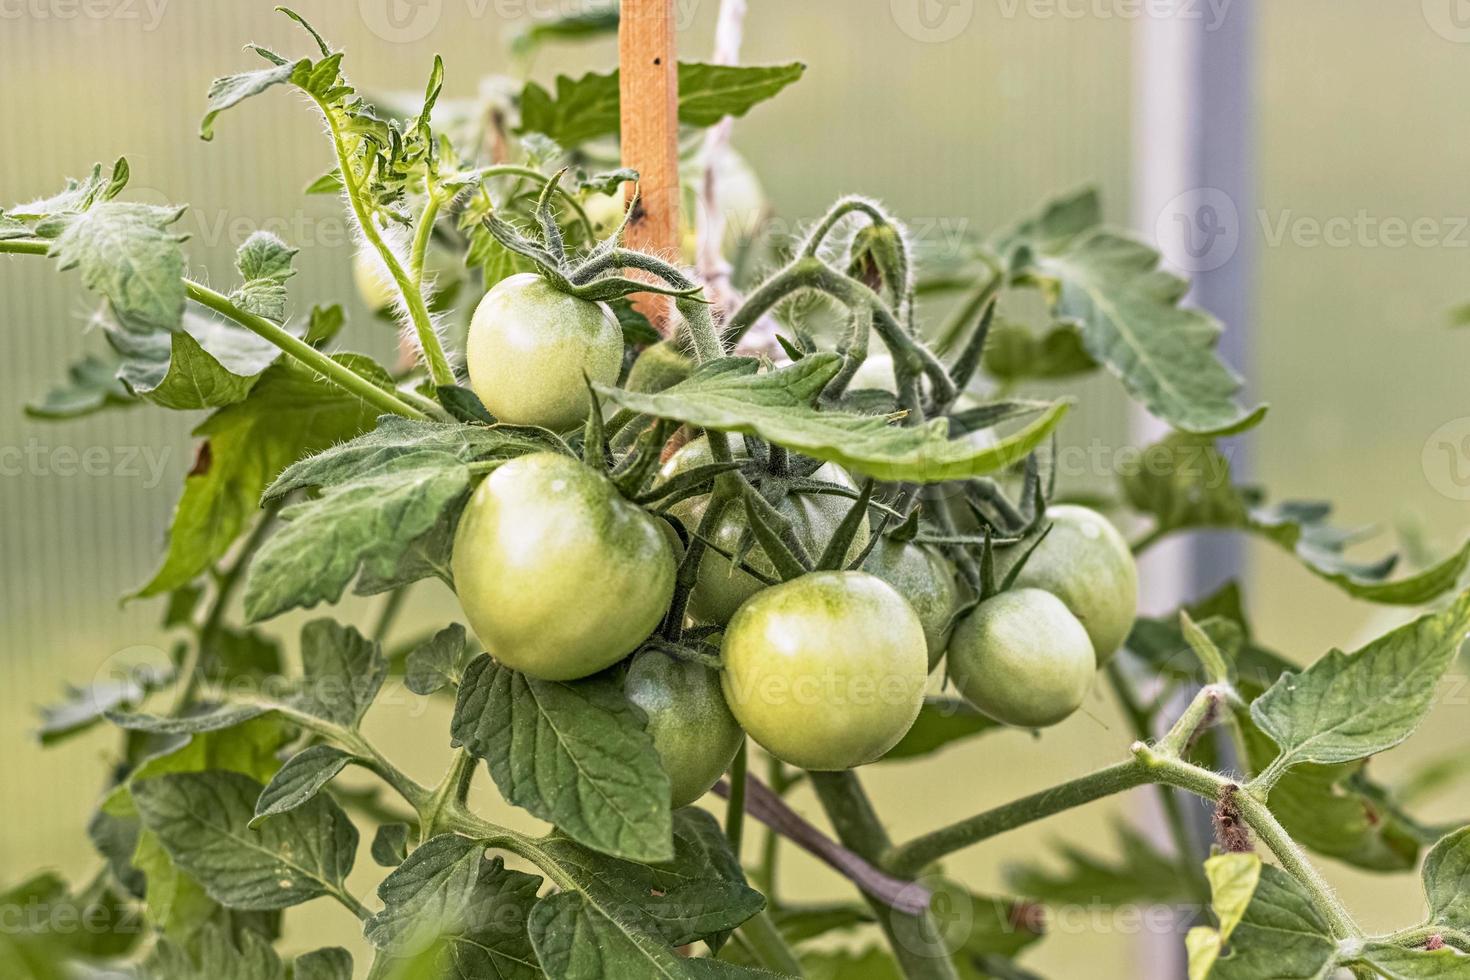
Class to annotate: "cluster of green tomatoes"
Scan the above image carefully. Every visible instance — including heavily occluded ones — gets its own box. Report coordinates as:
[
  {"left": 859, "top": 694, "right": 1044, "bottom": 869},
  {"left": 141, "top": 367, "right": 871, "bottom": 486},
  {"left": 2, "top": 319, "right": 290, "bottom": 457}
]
[{"left": 448, "top": 270, "right": 1138, "bottom": 807}]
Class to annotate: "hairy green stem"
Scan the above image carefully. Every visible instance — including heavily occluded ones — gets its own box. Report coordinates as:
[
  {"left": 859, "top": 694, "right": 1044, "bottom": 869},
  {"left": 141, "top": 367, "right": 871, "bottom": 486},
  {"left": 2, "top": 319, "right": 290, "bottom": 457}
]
[
  {"left": 409, "top": 191, "right": 443, "bottom": 289},
  {"left": 799, "top": 197, "right": 892, "bottom": 259},
  {"left": 886, "top": 685, "right": 1364, "bottom": 940},
  {"left": 186, "top": 280, "right": 429, "bottom": 419},
  {"left": 468, "top": 164, "right": 596, "bottom": 241},
  {"left": 885, "top": 761, "right": 1154, "bottom": 879},
  {"left": 317, "top": 100, "right": 453, "bottom": 387}
]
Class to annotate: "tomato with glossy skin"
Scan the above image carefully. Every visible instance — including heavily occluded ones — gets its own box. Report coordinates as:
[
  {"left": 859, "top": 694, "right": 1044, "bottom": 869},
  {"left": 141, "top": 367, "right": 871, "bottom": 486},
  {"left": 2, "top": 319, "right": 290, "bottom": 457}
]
[
  {"left": 663, "top": 438, "right": 870, "bottom": 625},
  {"left": 996, "top": 504, "right": 1138, "bottom": 664},
  {"left": 624, "top": 649, "right": 744, "bottom": 807},
  {"left": 861, "top": 536, "right": 960, "bottom": 670},
  {"left": 947, "top": 588, "right": 1095, "bottom": 728},
  {"left": 451, "top": 452, "right": 675, "bottom": 681},
  {"left": 721, "top": 571, "right": 928, "bottom": 770},
  {"left": 465, "top": 272, "right": 623, "bottom": 431}
]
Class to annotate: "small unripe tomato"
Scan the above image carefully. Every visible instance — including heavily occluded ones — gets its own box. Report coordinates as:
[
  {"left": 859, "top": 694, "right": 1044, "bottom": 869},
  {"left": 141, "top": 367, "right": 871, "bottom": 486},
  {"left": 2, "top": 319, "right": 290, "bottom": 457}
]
[
  {"left": 947, "top": 588, "right": 1095, "bottom": 728},
  {"left": 862, "top": 537, "right": 960, "bottom": 670},
  {"left": 721, "top": 572, "right": 928, "bottom": 770},
  {"left": 451, "top": 452, "right": 675, "bottom": 681},
  {"left": 624, "top": 649, "right": 744, "bottom": 808},
  {"left": 996, "top": 505, "right": 1138, "bottom": 664},
  {"left": 352, "top": 245, "right": 462, "bottom": 313},
  {"left": 465, "top": 273, "right": 623, "bottom": 431},
  {"left": 662, "top": 439, "right": 870, "bottom": 625}
]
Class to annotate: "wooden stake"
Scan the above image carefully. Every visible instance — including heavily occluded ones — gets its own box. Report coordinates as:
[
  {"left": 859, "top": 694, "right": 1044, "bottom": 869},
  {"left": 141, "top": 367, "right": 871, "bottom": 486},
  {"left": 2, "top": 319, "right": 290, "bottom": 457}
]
[{"left": 619, "top": 0, "right": 681, "bottom": 333}]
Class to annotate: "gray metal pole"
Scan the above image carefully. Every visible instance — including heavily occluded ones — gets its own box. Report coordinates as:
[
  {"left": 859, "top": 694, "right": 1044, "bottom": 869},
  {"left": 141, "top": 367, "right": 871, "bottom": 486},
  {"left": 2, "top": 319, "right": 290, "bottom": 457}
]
[{"left": 1131, "top": 2, "right": 1255, "bottom": 976}]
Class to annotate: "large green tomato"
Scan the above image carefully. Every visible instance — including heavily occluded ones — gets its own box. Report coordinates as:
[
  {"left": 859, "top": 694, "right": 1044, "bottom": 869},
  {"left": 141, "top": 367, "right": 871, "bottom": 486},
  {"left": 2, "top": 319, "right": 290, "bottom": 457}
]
[
  {"left": 451, "top": 452, "right": 675, "bottom": 681},
  {"left": 465, "top": 273, "right": 622, "bottom": 431},
  {"left": 861, "top": 537, "right": 960, "bottom": 670},
  {"left": 721, "top": 572, "right": 928, "bottom": 770},
  {"left": 662, "top": 439, "right": 870, "bottom": 624},
  {"left": 624, "top": 649, "right": 744, "bottom": 807},
  {"left": 996, "top": 504, "right": 1138, "bottom": 664},
  {"left": 947, "top": 588, "right": 1095, "bottom": 728}
]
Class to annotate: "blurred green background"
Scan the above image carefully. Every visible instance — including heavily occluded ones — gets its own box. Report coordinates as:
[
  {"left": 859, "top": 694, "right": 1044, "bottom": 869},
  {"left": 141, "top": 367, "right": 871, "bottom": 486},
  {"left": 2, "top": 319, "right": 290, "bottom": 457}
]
[{"left": 2, "top": 1, "right": 1469, "bottom": 976}]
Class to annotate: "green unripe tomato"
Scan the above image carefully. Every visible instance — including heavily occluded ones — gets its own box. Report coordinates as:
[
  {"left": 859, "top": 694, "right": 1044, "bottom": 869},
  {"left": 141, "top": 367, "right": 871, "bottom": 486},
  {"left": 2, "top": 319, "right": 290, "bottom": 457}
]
[
  {"left": 451, "top": 452, "right": 675, "bottom": 681},
  {"left": 862, "top": 537, "right": 960, "bottom": 670},
  {"left": 997, "top": 504, "right": 1138, "bottom": 664},
  {"left": 625, "top": 340, "right": 693, "bottom": 394},
  {"left": 662, "top": 439, "right": 870, "bottom": 624},
  {"left": 465, "top": 273, "right": 623, "bottom": 431},
  {"left": 624, "top": 649, "right": 743, "bottom": 807},
  {"left": 721, "top": 571, "right": 928, "bottom": 770},
  {"left": 352, "top": 245, "right": 462, "bottom": 313},
  {"left": 947, "top": 588, "right": 1095, "bottom": 728}
]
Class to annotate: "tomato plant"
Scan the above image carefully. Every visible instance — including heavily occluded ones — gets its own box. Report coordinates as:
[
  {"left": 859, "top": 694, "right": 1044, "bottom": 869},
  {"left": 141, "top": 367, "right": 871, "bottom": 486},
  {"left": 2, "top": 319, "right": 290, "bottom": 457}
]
[{"left": 5, "top": 7, "right": 1470, "bottom": 980}]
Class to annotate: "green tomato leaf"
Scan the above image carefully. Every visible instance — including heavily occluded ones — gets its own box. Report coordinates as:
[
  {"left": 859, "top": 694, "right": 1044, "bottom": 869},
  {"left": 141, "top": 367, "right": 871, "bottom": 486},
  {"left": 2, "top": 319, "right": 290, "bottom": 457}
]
[
  {"left": 292, "top": 619, "right": 387, "bottom": 728},
  {"left": 242, "top": 450, "right": 472, "bottom": 622},
  {"left": 293, "top": 947, "right": 354, "bottom": 980},
  {"left": 1251, "top": 595, "right": 1470, "bottom": 775},
  {"left": 1424, "top": 827, "right": 1470, "bottom": 930},
  {"left": 1024, "top": 228, "right": 1266, "bottom": 435},
  {"left": 406, "top": 623, "right": 471, "bottom": 695},
  {"left": 450, "top": 655, "right": 673, "bottom": 863},
  {"left": 142, "top": 922, "right": 286, "bottom": 980},
  {"left": 510, "top": 8, "right": 620, "bottom": 57},
  {"left": 132, "top": 770, "right": 358, "bottom": 911},
  {"left": 135, "top": 355, "right": 388, "bottom": 598},
  {"left": 25, "top": 352, "right": 136, "bottom": 420},
  {"left": 229, "top": 231, "right": 297, "bottom": 323},
  {"left": 1186, "top": 854, "right": 1337, "bottom": 980},
  {"left": 1006, "top": 821, "right": 1193, "bottom": 907},
  {"left": 597, "top": 355, "right": 1069, "bottom": 484},
  {"left": 250, "top": 744, "right": 356, "bottom": 826},
  {"left": 372, "top": 824, "right": 411, "bottom": 868},
  {"left": 876, "top": 698, "right": 999, "bottom": 762},
  {"left": 265, "top": 415, "right": 560, "bottom": 498},
  {"left": 533, "top": 809, "right": 764, "bottom": 949},
  {"left": 40, "top": 201, "right": 188, "bottom": 333},
  {"left": 114, "top": 309, "right": 282, "bottom": 411},
  {"left": 1125, "top": 433, "right": 1470, "bottom": 605},
  {"left": 5, "top": 158, "right": 128, "bottom": 223},
  {"left": 200, "top": 59, "right": 309, "bottom": 141},
  {"left": 365, "top": 834, "right": 543, "bottom": 976},
  {"left": 519, "top": 62, "right": 804, "bottom": 147},
  {"left": 1237, "top": 720, "right": 1423, "bottom": 873},
  {"left": 527, "top": 891, "right": 771, "bottom": 980},
  {"left": 981, "top": 320, "right": 1099, "bottom": 383},
  {"left": 36, "top": 661, "right": 172, "bottom": 746}
]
